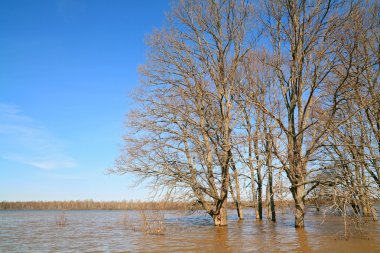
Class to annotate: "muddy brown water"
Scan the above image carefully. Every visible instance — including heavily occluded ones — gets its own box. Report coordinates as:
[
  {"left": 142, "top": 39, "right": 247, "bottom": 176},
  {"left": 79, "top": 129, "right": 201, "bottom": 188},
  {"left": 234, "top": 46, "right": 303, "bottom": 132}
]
[{"left": 0, "top": 209, "right": 379, "bottom": 252}]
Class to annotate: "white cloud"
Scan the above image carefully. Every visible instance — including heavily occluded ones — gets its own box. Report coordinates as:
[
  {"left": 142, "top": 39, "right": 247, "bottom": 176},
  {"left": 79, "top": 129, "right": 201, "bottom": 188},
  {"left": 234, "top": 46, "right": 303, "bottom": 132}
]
[
  {"left": 28, "top": 160, "right": 76, "bottom": 170},
  {"left": 0, "top": 103, "right": 77, "bottom": 170},
  {"left": 2, "top": 153, "right": 76, "bottom": 170}
]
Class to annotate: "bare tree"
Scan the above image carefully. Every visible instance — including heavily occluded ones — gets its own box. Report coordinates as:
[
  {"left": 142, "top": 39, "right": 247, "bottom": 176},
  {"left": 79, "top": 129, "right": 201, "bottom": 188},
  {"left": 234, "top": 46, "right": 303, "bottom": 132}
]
[
  {"left": 258, "top": 0, "right": 355, "bottom": 227},
  {"left": 113, "top": 0, "right": 378, "bottom": 230},
  {"left": 113, "top": 0, "right": 253, "bottom": 226},
  {"left": 233, "top": 49, "right": 282, "bottom": 221},
  {"left": 318, "top": 1, "right": 380, "bottom": 221},
  {"left": 234, "top": 51, "right": 265, "bottom": 219},
  {"left": 350, "top": 2, "right": 380, "bottom": 189}
]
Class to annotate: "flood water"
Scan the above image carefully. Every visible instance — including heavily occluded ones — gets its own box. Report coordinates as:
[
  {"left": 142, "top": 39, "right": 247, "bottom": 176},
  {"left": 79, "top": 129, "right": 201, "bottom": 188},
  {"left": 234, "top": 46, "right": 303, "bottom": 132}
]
[{"left": 1, "top": 209, "right": 379, "bottom": 252}]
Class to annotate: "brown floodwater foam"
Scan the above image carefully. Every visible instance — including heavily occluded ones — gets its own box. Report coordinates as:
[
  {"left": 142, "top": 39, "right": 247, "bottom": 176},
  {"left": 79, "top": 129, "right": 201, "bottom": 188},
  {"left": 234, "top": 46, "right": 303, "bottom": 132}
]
[{"left": 0, "top": 208, "right": 379, "bottom": 252}]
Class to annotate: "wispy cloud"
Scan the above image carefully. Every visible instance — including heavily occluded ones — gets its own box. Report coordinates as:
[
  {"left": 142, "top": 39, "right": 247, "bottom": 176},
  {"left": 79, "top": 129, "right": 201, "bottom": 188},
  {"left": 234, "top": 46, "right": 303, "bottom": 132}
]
[
  {"left": 42, "top": 172, "right": 81, "bottom": 180},
  {"left": 2, "top": 153, "right": 77, "bottom": 170},
  {"left": 0, "top": 103, "right": 77, "bottom": 170}
]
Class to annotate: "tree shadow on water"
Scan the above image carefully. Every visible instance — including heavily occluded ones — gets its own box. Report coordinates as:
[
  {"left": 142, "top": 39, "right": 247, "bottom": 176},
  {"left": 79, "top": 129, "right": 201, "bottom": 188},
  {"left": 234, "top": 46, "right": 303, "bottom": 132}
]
[
  {"left": 212, "top": 226, "right": 230, "bottom": 252},
  {"left": 295, "top": 229, "right": 313, "bottom": 253}
]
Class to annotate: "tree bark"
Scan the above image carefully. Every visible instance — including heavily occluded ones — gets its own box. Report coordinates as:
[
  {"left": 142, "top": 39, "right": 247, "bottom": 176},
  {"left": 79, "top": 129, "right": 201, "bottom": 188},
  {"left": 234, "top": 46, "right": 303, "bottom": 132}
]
[
  {"left": 268, "top": 164, "right": 276, "bottom": 222},
  {"left": 257, "top": 165, "right": 263, "bottom": 220},
  {"left": 254, "top": 123, "right": 263, "bottom": 220},
  {"left": 212, "top": 201, "right": 228, "bottom": 226},
  {"left": 229, "top": 174, "right": 244, "bottom": 220},
  {"left": 292, "top": 185, "right": 305, "bottom": 228}
]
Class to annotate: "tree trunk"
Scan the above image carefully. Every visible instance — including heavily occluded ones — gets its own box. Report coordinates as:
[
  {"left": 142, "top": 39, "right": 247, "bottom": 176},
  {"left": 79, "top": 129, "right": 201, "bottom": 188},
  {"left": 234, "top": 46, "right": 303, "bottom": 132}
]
[
  {"left": 266, "top": 181, "right": 271, "bottom": 219},
  {"left": 231, "top": 160, "right": 244, "bottom": 220},
  {"left": 268, "top": 165, "right": 276, "bottom": 222},
  {"left": 293, "top": 185, "right": 305, "bottom": 228},
  {"left": 251, "top": 169, "right": 259, "bottom": 218},
  {"left": 229, "top": 176, "right": 244, "bottom": 220},
  {"left": 236, "top": 201, "right": 244, "bottom": 220},
  {"left": 212, "top": 201, "right": 228, "bottom": 226},
  {"left": 265, "top": 128, "right": 276, "bottom": 222},
  {"left": 254, "top": 116, "right": 263, "bottom": 220},
  {"left": 257, "top": 167, "right": 263, "bottom": 220}
]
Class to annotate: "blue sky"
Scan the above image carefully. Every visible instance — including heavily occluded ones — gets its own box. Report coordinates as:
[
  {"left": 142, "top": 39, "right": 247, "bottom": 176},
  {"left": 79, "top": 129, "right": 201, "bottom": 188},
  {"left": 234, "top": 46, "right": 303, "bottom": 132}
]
[{"left": 0, "top": 0, "right": 170, "bottom": 201}]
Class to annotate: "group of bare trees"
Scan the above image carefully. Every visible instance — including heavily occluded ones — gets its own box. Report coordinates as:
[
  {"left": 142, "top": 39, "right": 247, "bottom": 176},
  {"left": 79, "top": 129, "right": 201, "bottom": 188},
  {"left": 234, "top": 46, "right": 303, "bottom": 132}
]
[{"left": 113, "top": 0, "right": 379, "bottom": 228}]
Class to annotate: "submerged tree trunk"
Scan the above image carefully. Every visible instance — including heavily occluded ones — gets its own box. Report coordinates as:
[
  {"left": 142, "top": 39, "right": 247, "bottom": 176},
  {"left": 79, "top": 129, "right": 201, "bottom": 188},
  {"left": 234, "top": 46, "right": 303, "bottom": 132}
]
[
  {"left": 265, "top": 125, "right": 276, "bottom": 222},
  {"left": 231, "top": 159, "right": 244, "bottom": 219},
  {"left": 251, "top": 169, "right": 258, "bottom": 217},
  {"left": 268, "top": 172, "right": 276, "bottom": 222},
  {"left": 229, "top": 177, "right": 244, "bottom": 220},
  {"left": 234, "top": 178, "right": 244, "bottom": 220},
  {"left": 254, "top": 123, "right": 263, "bottom": 220},
  {"left": 266, "top": 182, "right": 271, "bottom": 220},
  {"left": 257, "top": 163, "right": 263, "bottom": 220},
  {"left": 292, "top": 185, "right": 306, "bottom": 228},
  {"left": 267, "top": 165, "right": 276, "bottom": 222},
  {"left": 211, "top": 201, "right": 228, "bottom": 226},
  {"left": 243, "top": 108, "right": 258, "bottom": 218}
]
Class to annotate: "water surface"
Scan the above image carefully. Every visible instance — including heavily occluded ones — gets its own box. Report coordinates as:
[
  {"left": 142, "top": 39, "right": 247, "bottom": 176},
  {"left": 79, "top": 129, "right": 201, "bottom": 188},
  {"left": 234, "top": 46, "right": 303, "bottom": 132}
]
[{"left": 0, "top": 209, "right": 379, "bottom": 252}]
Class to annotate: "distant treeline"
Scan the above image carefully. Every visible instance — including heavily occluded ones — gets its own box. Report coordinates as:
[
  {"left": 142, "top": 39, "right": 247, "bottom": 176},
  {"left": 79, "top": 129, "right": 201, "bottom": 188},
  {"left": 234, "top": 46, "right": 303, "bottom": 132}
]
[
  {"left": 0, "top": 200, "right": 296, "bottom": 211},
  {"left": 0, "top": 200, "right": 191, "bottom": 210}
]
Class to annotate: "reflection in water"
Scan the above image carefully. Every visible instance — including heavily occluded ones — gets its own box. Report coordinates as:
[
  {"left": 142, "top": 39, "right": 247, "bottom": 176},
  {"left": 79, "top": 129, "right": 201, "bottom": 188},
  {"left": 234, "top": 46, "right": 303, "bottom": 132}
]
[
  {"left": 213, "top": 227, "right": 229, "bottom": 252},
  {"left": 295, "top": 228, "right": 312, "bottom": 253},
  {"left": 0, "top": 209, "right": 379, "bottom": 252}
]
